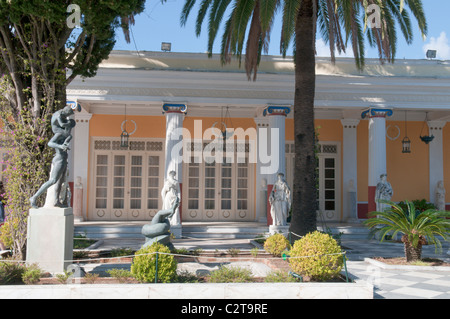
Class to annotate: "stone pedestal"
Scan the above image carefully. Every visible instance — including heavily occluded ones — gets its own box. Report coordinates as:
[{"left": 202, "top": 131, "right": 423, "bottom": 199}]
[
  {"left": 269, "top": 225, "right": 289, "bottom": 236},
  {"left": 170, "top": 224, "right": 182, "bottom": 239},
  {"left": 26, "top": 207, "right": 74, "bottom": 273}
]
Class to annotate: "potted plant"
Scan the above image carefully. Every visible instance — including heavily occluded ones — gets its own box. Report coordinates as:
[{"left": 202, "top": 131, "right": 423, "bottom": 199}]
[{"left": 364, "top": 200, "right": 450, "bottom": 262}]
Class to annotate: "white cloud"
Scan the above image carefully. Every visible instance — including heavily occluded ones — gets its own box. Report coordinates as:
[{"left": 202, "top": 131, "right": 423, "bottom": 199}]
[
  {"left": 423, "top": 32, "right": 450, "bottom": 60},
  {"left": 315, "top": 38, "right": 354, "bottom": 58}
]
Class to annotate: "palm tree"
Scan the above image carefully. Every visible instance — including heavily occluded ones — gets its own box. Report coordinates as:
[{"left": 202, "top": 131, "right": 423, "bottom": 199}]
[
  {"left": 364, "top": 200, "right": 450, "bottom": 262},
  {"left": 180, "top": 0, "right": 427, "bottom": 238}
]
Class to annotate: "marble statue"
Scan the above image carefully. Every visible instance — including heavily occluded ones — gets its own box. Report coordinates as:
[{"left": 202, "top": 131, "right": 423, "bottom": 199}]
[
  {"left": 375, "top": 174, "right": 393, "bottom": 212},
  {"left": 435, "top": 180, "right": 446, "bottom": 211},
  {"left": 269, "top": 173, "right": 291, "bottom": 226},
  {"left": 30, "top": 105, "right": 77, "bottom": 208},
  {"left": 141, "top": 197, "right": 179, "bottom": 250},
  {"left": 161, "top": 170, "right": 181, "bottom": 226}
]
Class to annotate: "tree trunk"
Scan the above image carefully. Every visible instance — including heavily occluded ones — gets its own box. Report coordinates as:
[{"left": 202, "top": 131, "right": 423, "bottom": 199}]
[
  {"left": 404, "top": 241, "right": 422, "bottom": 262},
  {"left": 289, "top": 0, "right": 318, "bottom": 241}
]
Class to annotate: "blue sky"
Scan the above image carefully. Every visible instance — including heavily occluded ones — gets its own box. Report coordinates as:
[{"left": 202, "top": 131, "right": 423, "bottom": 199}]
[{"left": 114, "top": 0, "right": 450, "bottom": 60}]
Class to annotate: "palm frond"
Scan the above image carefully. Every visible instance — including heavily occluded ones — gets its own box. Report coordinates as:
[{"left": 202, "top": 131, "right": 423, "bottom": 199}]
[
  {"left": 180, "top": 0, "right": 198, "bottom": 27},
  {"left": 280, "top": 0, "right": 300, "bottom": 57}
]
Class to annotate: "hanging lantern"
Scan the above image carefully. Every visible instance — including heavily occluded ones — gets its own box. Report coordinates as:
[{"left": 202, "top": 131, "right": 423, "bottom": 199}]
[
  {"left": 402, "top": 136, "right": 411, "bottom": 153},
  {"left": 420, "top": 112, "right": 434, "bottom": 144},
  {"left": 120, "top": 129, "right": 129, "bottom": 148},
  {"left": 120, "top": 105, "right": 129, "bottom": 149},
  {"left": 402, "top": 111, "right": 411, "bottom": 153}
]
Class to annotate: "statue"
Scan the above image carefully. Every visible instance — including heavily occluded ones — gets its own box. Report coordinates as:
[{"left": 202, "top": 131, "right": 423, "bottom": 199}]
[
  {"left": 161, "top": 170, "right": 181, "bottom": 226},
  {"left": 141, "top": 197, "right": 179, "bottom": 250},
  {"left": 269, "top": 173, "right": 291, "bottom": 226},
  {"left": 30, "top": 105, "right": 77, "bottom": 208},
  {"left": 375, "top": 174, "right": 393, "bottom": 212},
  {"left": 435, "top": 180, "right": 446, "bottom": 211}
]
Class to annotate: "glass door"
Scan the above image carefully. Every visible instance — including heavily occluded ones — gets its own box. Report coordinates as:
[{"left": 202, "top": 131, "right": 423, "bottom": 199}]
[
  {"left": 91, "top": 148, "right": 163, "bottom": 221},
  {"left": 111, "top": 154, "right": 127, "bottom": 220},
  {"left": 183, "top": 155, "right": 254, "bottom": 222}
]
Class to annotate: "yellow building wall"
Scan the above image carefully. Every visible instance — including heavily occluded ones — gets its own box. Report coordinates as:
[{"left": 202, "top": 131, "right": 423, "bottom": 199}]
[
  {"left": 442, "top": 125, "right": 450, "bottom": 204},
  {"left": 385, "top": 121, "right": 429, "bottom": 202},
  {"left": 89, "top": 114, "right": 166, "bottom": 138}
]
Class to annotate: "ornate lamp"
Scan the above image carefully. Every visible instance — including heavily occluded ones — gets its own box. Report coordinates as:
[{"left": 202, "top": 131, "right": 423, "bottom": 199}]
[
  {"left": 212, "top": 106, "right": 234, "bottom": 141},
  {"left": 402, "top": 111, "right": 411, "bottom": 153},
  {"left": 402, "top": 136, "right": 411, "bottom": 153},
  {"left": 420, "top": 112, "right": 434, "bottom": 144},
  {"left": 120, "top": 105, "right": 129, "bottom": 149}
]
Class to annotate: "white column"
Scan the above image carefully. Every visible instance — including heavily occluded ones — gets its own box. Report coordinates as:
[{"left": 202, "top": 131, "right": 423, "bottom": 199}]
[
  {"left": 341, "top": 119, "right": 360, "bottom": 222},
  {"left": 263, "top": 106, "right": 290, "bottom": 226},
  {"left": 72, "top": 110, "right": 92, "bottom": 221},
  {"left": 362, "top": 108, "right": 393, "bottom": 214},
  {"left": 163, "top": 103, "right": 187, "bottom": 238},
  {"left": 263, "top": 106, "right": 290, "bottom": 181},
  {"left": 163, "top": 104, "right": 187, "bottom": 180},
  {"left": 254, "top": 117, "right": 269, "bottom": 223},
  {"left": 428, "top": 121, "right": 446, "bottom": 205}
]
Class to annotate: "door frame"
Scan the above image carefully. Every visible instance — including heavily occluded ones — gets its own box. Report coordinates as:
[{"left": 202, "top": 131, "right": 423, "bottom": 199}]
[
  {"left": 182, "top": 141, "right": 255, "bottom": 222},
  {"left": 88, "top": 137, "right": 165, "bottom": 221}
]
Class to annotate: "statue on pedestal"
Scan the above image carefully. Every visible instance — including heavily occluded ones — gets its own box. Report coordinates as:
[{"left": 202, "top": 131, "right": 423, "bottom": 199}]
[
  {"left": 161, "top": 170, "right": 181, "bottom": 226},
  {"left": 269, "top": 173, "right": 291, "bottom": 226},
  {"left": 30, "top": 105, "right": 77, "bottom": 208},
  {"left": 435, "top": 180, "right": 446, "bottom": 212},
  {"left": 375, "top": 174, "right": 393, "bottom": 212}
]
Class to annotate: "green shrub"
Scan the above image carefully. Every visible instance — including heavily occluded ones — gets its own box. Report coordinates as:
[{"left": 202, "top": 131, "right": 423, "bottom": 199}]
[
  {"left": 209, "top": 266, "right": 253, "bottom": 283},
  {"left": 55, "top": 270, "right": 72, "bottom": 284},
  {"left": 84, "top": 273, "right": 100, "bottom": 284},
  {"left": 110, "top": 248, "right": 135, "bottom": 257},
  {"left": 131, "top": 242, "right": 177, "bottom": 283},
  {"left": 264, "top": 233, "right": 290, "bottom": 257},
  {"left": 176, "top": 270, "right": 200, "bottom": 283},
  {"left": 397, "top": 199, "right": 436, "bottom": 214},
  {"left": 22, "top": 264, "right": 43, "bottom": 285},
  {"left": 288, "top": 231, "right": 343, "bottom": 282},
  {"left": 0, "top": 261, "right": 26, "bottom": 285},
  {"left": 264, "top": 270, "right": 299, "bottom": 283},
  {"left": 106, "top": 268, "right": 133, "bottom": 283}
]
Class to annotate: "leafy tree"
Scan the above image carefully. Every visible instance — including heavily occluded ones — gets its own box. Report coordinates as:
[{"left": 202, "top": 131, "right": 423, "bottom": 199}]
[
  {"left": 364, "top": 200, "right": 449, "bottom": 262},
  {"left": 0, "top": 0, "right": 145, "bottom": 258},
  {"left": 180, "top": 0, "right": 427, "bottom": 237}
]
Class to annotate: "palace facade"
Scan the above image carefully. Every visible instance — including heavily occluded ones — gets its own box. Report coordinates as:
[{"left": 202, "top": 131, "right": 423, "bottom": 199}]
[{"left": 53, "top": 50, "right": 450, "bottom": 230}]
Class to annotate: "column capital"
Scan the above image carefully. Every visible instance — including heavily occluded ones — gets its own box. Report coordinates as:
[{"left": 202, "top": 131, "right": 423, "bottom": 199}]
[
  {"left": 263, "top": 105, "right": 291, "bottom": 117},
  {"left": 162, "top": 103, "right": 188, "bottom": 115},
  {"left": 341, "top": 119, "right": 360, "bottom": 128},
  {"left": 361, "top": 108, "right": 393, "bottom": 119}
]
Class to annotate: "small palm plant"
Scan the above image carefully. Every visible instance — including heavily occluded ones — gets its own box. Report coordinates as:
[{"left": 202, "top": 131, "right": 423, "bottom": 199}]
[{"left": 364, "top": 200, "right": 450, "bottom": 262}]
